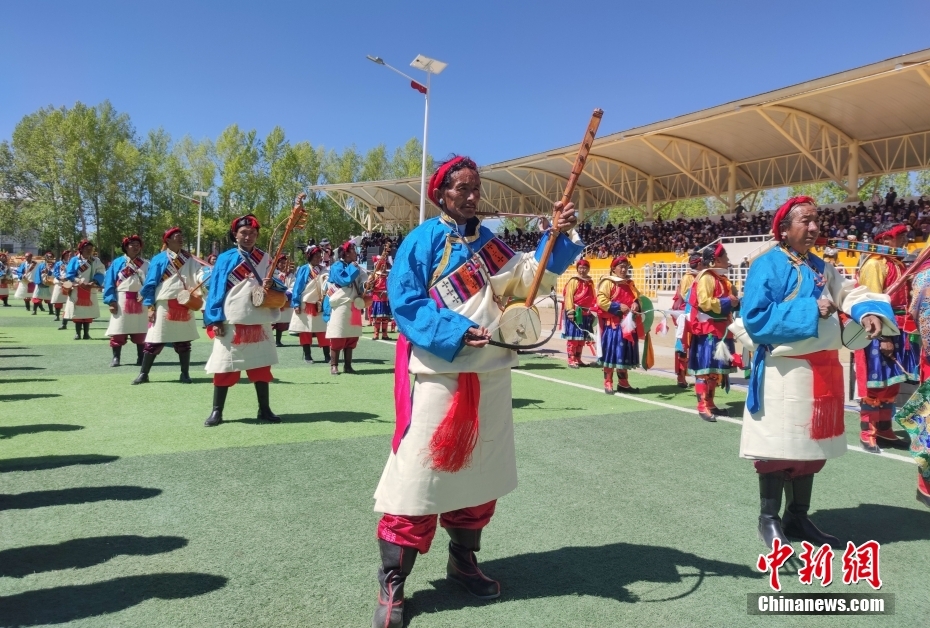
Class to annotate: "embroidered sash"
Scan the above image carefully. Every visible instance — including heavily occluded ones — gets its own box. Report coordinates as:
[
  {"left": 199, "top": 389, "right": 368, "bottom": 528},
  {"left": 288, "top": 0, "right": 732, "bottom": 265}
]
[
  {"left": 428, "top": 238, "right": 515, "bottom": 309},
  {"left": 116, "top": 257, "right": 145, "bottom": 286},
  {"left": 161, "top": 250, "right": 191, "bottom": 281},
  {"left": 226, "top": 248, "right": 265, "bottom": 290}
]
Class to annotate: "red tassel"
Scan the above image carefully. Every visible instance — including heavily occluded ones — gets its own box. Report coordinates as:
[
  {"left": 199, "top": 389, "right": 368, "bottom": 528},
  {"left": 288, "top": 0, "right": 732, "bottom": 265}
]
[
  {"left": 788, "top": 351, "right": 845, "bottom": 440},
  {"left": 305, "top": 303, "right": 318, "bottom": 316},
  {"left": 232, "top": 324, "right": 268, "bottom": 345},
  {"left": 123, "top": 293, "right": 142, "bottom": 315},
  {"left": 166, "top": 299, "right": 192, "bottom": 322},
  {"left": 427, "top": 373, "right": 481, "bottom": 473},
  {"left": 350, "top": 305, "right": 362, "bottom": 326},
  {"left": 76, "top": 286, "right": 92, "bottom": 307}
]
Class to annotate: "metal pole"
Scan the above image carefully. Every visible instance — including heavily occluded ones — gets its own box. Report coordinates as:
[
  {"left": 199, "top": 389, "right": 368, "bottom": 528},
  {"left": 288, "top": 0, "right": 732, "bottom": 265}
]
[
  {"left": 196, "top": 195, "right": 203, "bottom": 258},
  {"left": 418, "top": 71, "right": 431, "bottom": 225}
]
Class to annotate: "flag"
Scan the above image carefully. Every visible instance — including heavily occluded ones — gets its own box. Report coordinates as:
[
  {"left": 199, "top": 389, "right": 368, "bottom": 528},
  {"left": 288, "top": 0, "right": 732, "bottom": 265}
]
[
  {"left": 654, "top": 315, "right": 668, "bottom": 336},
  {"left": 641, "top": 332, "right": 654, "bottom": 370},
  {"left": 621, "top": 310, "right": 635, "bottom": 342},
  {"left": 410, "top": 80, "right": 428, "bottom": 94},
  {"left": 190, "top": 198, "right": 201, "bottom": 206}
]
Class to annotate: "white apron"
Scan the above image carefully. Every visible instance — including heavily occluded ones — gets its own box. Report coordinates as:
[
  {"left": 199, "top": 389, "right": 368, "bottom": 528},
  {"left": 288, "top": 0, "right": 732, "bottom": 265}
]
[
  {"left": 65, "top": 256, "right": 105, "bottom": 320},
  {"left": 325, "top": 265, "right": 368, "bottom": 339},
  {"left": 50, "top": 264, "right": 69, "bottom": 304},
  {"left": 30, "top": 265, "right": 52, "bottom": 301}
]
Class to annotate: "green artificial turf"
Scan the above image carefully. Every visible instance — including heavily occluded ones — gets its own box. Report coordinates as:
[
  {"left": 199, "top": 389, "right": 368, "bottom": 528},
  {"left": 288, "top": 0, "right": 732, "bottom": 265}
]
[{"left": 1, "top": 303, "right": 927, "bottom": 627}]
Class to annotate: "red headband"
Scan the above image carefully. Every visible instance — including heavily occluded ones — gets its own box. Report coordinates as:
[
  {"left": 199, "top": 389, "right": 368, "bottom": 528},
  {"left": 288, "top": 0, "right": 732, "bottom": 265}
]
[
  {"left": 876, "top": 224, "right": 907, "bottom": 241},
  {"left": 61, "top": 249, "right": 71, "bottom": 258},
  {"left": 44, "top": 251, "right": 54, "bottom": 257},
  {"left": 611, "top": 255, "right": 629, "bottom": 268},
  {"left": 230, "top": 215, "right": 260, "bottom": 237},
  {"left": 163, "top": 227, "right": 182, "bottom": 243},
  {"left": 121, "top": 235, "right": 143, "bottom": 251},
  {"left": 305, "top": 245, "right": 321, "bottom": 259},
  {"left": 576, "top": 259, "right": 590, "bottom": 268},
  {"left": 714, "top": 242, "right": 725, "bottom": 258},
  {"left": 340, "top": 241, "right": 355, "bottom": 254},
  {"left": 77, "top": 239, "right": 93, "bottom": 251},
  {"left": 772, "top": 195, "right": 816, "bottom": 241},
  {"left": 427, "top": 156, "right": 478, "bottom": 207}
]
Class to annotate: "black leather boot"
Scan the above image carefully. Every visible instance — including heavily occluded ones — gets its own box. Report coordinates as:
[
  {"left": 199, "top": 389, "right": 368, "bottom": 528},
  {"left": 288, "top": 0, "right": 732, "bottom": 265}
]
[
  {"left": 275, "top": 329, "right": 284, "bottom": 347},
  {"left": 344, "top": 347, "right": 357, "bottom": 374},
  {"left": 37, "top": 301, "right": 45, "bottom": 312},
  {"left": 178, "top": 351, "right": 192, "bottom": 383},
  {"left": 255, "top": 381, "right": 281, "bottom": 423},
  {"left": 372, "top": 539, "right": 418, "bottom": 628},
  {"left": 758, "top": 472, "right": 791, "bottom": 548},
  {"left": 110, "top": 345, "right": 121, "bottom": 367},
  {"left": 82, "top": 322, "right": 90, "bottom": 340},
  {"left": 24, "top": 300, "right": 31, "bottom": 311},
  {"left": 59, "top": 318, "right": 68, "bottom": 330},
  {"left": 783, "top": 474, "right": 841, "bottom": 548},
  {"left": 322, "top": 345, "right": 331, "bottom": 363},
  {"left": 204, "top": 386, "right": 228, "bottom": 427},
  {"left": 330, "top": 349, "right": 341, "bottom": 375},
  {"left": 54, "top": 307, "right": 60, "bottom": 320},
  {"left": 302, "top": 344, "right": 314, "bottom": 364},
  {"left": 47, "top": 303, "right": 54, "bottom": 315},
  {"left": 135, "top": 344, "right": 144, "bottom": 366},
  {"left": 132, "top": 351, "right": 156, "bottom": 385},
  {"left": 446, "top": 528, "right": 500, "bottom": 599}
]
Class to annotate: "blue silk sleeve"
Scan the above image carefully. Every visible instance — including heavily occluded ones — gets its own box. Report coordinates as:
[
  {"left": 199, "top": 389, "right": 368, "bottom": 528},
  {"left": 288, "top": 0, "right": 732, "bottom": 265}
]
[
  {"left": 290, "top": 265, "right": 309, "bottom": 308},
  {"left": 534, "top": 231, "right": 585, "bottom": 275},
  {"left": 328, "top": 261, "right": 360, "bottom": 287},
  {"left": 103, "top": 258, "right": 123, "bottom": 304},
  {"left": 203, "top": 252, "right": 235, "bottom": 327},
  {"left": 741, "top": 254, "right": 819, "bottom": 345},
  {"left": 140, "top": 255, "right": 165, "bottom": 307},
  {"left": 387, "top": 231, "right": 475, "bottom": 362},
  {"left": 65, "top": 258, "right": 80, "bottom": 281}
]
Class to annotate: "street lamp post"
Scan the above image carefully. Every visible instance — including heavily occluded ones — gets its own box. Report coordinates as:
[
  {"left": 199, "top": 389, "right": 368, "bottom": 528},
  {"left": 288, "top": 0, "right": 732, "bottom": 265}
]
[
  {"left": 175, "top": 191, "right": 209, "bottom": 257},
  {"left": 367, "top": 54, "right": 448, "bottom": 225}
]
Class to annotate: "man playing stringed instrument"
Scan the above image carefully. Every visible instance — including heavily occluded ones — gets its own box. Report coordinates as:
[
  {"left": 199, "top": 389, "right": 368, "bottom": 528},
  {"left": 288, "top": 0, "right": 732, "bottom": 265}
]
[
  {"left": 104, "top": 235, "right": 149, "bottom": 368},
  {"left": 50, "top": 250, "right": 71, "bottom": 325},
  {"left": 135, "top": 227, "right": 200, "bottom": 385},
  {"left": 672, "top": 253, "right": 703, "bottom": 388},
  {"left": 736, "top": 196, "right": 895, "bottom": 548},
  {"left": 368, "top": 246, "right": 394, "bottom": 341},
  {"left": 855, "top": 223, "right": 918, "bottom": 452},
  {"left": 0, "top": 252, "right": 11, "bottom": 307},
  {"left": 370, "top": 156, "right": 583, "bottom": 627},
  {"left": 596, "top": 255, "right": 644, "bottom": 392},
  {"left": 272, "top": 254, "right": 295, "bottom": 347},
  {"left": 289, "top": 245, "right": 330, "bottom": 364},
  {"left": 31, "top": 252, "right": 55, "bottom": 316},
  {"left": 324, "top": 241, "right": 369, "bottom": 375},
  {"left": 203, "top": 214, "right": 281, "bottom": 427},
  {"left": 65, "top": 241, "right": 105, "bottom": 340},
  {"left": 13, "top": 252, "right": 36, "bottom": 311},
  {"left": 561, "top": 258, "right": 596, "bottom": 368}
]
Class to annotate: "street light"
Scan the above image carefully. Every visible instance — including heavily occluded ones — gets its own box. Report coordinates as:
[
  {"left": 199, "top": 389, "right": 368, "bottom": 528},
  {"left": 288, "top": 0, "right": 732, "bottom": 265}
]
[
  {"left": 367, "top": 53, "right": 448, "bottom": 225},
  {"left": 175, "top": 190, "right": 209, "bottom": 257}
]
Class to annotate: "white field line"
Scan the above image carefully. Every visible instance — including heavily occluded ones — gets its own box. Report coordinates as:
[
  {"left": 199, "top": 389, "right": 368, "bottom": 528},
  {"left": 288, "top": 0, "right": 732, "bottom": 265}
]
[
  {"left": 364, "top": 336, "right": 914, "bottom": 466},
  {"left": 511, "top": 369, "right": 916, "bottom": 466}
]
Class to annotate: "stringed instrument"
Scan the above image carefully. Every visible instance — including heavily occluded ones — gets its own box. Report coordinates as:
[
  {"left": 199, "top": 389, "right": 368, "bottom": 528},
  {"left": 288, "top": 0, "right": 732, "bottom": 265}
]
[
  {"left": 493, "top": 108, "right": 603, "bottom": 348},
  {"left": 252, "top": 193, "right": 309, "bottom": 309},
  {"left": 364, "top": 242, "right": 392, "bottom": 293}
]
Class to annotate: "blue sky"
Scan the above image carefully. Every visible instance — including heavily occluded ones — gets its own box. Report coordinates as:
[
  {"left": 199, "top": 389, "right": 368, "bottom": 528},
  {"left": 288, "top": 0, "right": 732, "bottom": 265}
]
[{"left": 2, "top": 0, "right": 928, "bottom": 166}]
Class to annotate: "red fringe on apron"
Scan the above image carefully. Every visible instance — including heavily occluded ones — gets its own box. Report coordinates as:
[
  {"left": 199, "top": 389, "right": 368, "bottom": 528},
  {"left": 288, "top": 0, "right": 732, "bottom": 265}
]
[
  {"left": 166, "top": 298, "right": 191, "bottom": 322},
  {"left": 426, "top": 372, "right": 481, "bottom": 473},
  {"left": 123, "top": 292, "right": 142, "bottom": 314},
  {"left": 350, "top": 305, "right": 363, "bottom": 327},
  {"left": 787, "top": 350, "right": 845, "bottom": 440},
  {"left": 304, "top": 303, "right": 318, "bottom": 316},
  {"left": 232, "top": 324, "right": 268, "bottom": 345},
  {"left": 76, "top": 286, "right": 92, "bottom": 307}
]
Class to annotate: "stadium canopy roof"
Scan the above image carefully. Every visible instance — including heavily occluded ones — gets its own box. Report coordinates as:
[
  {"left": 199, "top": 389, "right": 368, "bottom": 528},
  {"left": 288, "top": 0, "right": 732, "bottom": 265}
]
[{"left": 310, "top": 48, "right": 930, "bottom": 232}]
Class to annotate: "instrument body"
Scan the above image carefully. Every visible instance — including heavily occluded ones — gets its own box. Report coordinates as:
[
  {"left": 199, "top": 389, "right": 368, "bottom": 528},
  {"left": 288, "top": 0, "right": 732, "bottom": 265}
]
[
  {"left": 177, "top": 289, "right": 204, "bottom": 311},
  {"left": 61, "top": 280, "right": 74, "bottom": 296},
  {"left": 364, "top": 242, "right": 392, "bottom": 293}
]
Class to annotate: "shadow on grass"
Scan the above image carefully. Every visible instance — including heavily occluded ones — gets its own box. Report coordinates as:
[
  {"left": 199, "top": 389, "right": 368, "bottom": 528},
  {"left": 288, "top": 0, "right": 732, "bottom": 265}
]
[
  {"left": 347, "top": 368, "right": 397, "bottom": 375},
  {"left": 151, "top": 377, "right": 213, "bottom": 384},
  {"left": 514, "top": 362, "right": 565, "bottom": 371},
  {"left": 0, "top": 354, "right": 42, "bottom": 358},
  {"left": 811, "top": 504, "right": 930, "bottom": 545},
  {"left": 0, "top": 572, "right": 227, "bottom": 626},
  {"left": 0, "top": 486, "right": 162, "bottom": 511},
  {"left": 0, "top": 424, "right": 83, "bottom": 439},
  {"left": 0, "top": 378, "right": 57, "bottom": 384},
  {"left": 0, "top": 366, "right": 45, "bottom": 372},
  {"left": 0, "top": 393, "right": 62, "bottom": 402},
  {"left": 409, "top": 542, "right": 758, "bottom": 619},
  {"left": 0, "top": 346, "right": 29, "bottom": 350},
  {"left": 511, "top": 398, "right": 585, "bottom": 412},
  {"left": 229, "top": 411, "right": 383, "bottom": 425},
  {"left": 0, "top": 454, "right": 119, "bottom": 473},
  {"left": 0, "top": 535, "right": 188, "bottom": 578}
]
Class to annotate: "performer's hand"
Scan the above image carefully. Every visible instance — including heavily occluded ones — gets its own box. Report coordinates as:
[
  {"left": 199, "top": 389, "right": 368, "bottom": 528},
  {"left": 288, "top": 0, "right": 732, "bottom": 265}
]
[
  {"left": 108, "top": 304, "right": 117, "bottom": 315},
  {"left": 147, "top": 310, "right": 156, "bottom": 324},
  {"left": 294, "top": 306, "right": 301, "bottom": 313},
  {"left": 212, "top": 323, "right": 226, "bottom": 337},
  {"left": 554, "top": 201, "right": 577, "bottom": 233},
  {"left": 262, "top": 278, "right": 273, "bottom": 290},
  {"left": 879, "top": 338, "right": 895, "bottom": 357},
  {"left": 619, "top": 304, "right": 630, "bottom": 315},
  {"left": 861, "top": 314, "right": 883, "bottom": 339},
  {"left": 729, "top": 296, "right": 740, "bottom": 308},
  {"left": 464, "top": 326, "right": 490, "bottom": 348},
  {"left": 816, "top": 299, "right": 836, "bottom": 318}
]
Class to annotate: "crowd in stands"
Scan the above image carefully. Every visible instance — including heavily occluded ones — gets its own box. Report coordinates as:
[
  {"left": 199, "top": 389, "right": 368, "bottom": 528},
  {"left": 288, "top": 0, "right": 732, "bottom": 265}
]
[{"left": 496, "top": 190, "right": 930, "bottom": 257}]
